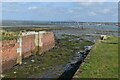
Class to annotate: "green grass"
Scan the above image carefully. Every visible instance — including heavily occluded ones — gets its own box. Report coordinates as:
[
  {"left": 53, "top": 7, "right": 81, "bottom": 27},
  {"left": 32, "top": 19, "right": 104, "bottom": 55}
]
[
  {"left": 74, "top": 36, "right": 119, "bottom": 78},
  {"left": 0, "top": 27, "right": 63, "bottom": 41},
  {"left": 0, "top": 30, "right": 20, "bottom": 41},
  {"left": 4, "top": 34, "right": 93, "bottom": 78}
]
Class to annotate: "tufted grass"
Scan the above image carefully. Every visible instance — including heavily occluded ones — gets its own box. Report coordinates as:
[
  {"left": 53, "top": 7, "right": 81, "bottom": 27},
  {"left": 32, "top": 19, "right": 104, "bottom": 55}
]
[{"left": 74, "top": 36, "right": 119, "bottom": 78}]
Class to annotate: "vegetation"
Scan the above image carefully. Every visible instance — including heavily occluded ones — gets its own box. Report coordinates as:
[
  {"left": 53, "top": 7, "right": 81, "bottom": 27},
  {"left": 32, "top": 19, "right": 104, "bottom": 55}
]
[
  {"left": 29, "top": 27, "right": 63, "bottom": 31},
  {"left": 0, "top": 27, "right": 62, "bottom": 41},
  {"left": 0, "top": 30, "right": 20, "bottom": 41},
  {"left": 74, "top": 36, "right": 119, "bottom": 78},
  {"left": 2, "top": 27, "right": 63, "bottom": 32},
  {"left": 3, "top": 34, "right": 93, "bottom": 78},
  {"left": 0, "top": 27, "right": 63, "bottom": 41}
]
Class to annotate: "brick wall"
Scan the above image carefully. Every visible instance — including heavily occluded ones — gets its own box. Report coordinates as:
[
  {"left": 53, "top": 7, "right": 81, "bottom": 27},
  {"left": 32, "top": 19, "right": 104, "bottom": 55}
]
[
  {"left": 1, "top": 31, "right": 55, "bottom": 73},
  {"left": 40, "top": 32, "right": 55, "bottom": 54},
  {"left": 1, "top": 40, "right": 18, "bottom": 73},
  {"left": 22, "top": 34, "right": 36, "bottom": 58}
]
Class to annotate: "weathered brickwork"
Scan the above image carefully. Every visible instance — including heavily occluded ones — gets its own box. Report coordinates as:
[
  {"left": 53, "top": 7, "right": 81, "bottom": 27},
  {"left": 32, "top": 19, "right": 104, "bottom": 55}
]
[
  {"left": 22, "top": 34, "right": 36, "bottom": 58},
  {"left": 0, "top": 31, "right": 55, "bottom": 73},
  {"left": 1, "top": 40, "right": 18, "bottom": 73},
  {"left": 40, "top": 32, "right": 55, "bottom": 54}
]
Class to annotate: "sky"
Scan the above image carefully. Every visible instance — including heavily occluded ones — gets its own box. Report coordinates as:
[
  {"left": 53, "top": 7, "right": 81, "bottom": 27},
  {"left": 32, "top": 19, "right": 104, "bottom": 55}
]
[
  {"left": 1, "top": 0, "right": 120, "bottom": 2},
  {"left": 2, "top": 2, "right": 119, "bottom": 22}
]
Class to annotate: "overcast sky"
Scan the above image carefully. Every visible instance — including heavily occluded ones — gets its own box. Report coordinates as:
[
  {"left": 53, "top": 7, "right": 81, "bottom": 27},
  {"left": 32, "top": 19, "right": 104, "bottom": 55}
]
[{"left": 2, "top": 2, "right": 118, "bottom": 22}]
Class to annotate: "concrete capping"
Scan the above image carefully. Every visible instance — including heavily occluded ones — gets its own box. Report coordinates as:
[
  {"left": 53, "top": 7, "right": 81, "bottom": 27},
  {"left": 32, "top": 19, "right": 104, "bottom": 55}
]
[
  {"left": 22, "top": 31, "right": 47, "bottom": 36},
  {"left": 39, "top": 32, "right": 43, "bottom": 47},
  {"left": 22, "top": 31, "right": 37, "bottom": 36},
  {"left": 17, "top": 37, "right": 22, "bottom": 65}
]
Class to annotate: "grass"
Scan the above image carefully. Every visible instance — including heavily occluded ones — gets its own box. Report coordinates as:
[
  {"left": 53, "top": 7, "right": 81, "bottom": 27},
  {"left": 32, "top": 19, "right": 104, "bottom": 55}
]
[
  {"left": 29, "top": 27, "right": 63, "bottom": 31},
  {"left": 74, "top": 36, "right": 119, "bottom": 78},
  {"left": 3, "top": 34, "right": 93, "bottom": 78},
  {"left": 0, "top": 30, "right": 20, "bottom": 41},
  {"left": 0, "top": 27, "right": 63, "bottom": 41}
]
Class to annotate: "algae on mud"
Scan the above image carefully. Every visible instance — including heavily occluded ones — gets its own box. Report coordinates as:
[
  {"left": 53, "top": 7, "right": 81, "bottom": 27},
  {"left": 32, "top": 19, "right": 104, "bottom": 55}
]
[{"left": 3, "top": 34, "right": 94, "bottom": 78}]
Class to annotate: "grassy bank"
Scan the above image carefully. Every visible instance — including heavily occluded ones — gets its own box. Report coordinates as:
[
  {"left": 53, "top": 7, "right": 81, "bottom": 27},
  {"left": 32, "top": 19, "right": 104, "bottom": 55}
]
[
  {"left": 74, "top": 36, "right": 118, "bottom": 78},
  {"left": 3, "top": 35, "right": 93, "bottom": 78}
]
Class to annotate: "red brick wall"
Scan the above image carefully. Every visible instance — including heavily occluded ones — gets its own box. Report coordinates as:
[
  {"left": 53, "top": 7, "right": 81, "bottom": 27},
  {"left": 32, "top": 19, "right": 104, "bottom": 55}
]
[
  {"left": 1, "top": 32, "right": 55, "bottom": 73},
  {"left": 1, "top": 40, "right": 19, "bottom": 73},
  {"left": 40, "top": 32, "right": 55, "bottom": 53},
  {"left": 1, "top": 34, "right": 36, "bottom": 72},
  {"left": 22, "top": 34, "right": 36, "bottom": 58}
]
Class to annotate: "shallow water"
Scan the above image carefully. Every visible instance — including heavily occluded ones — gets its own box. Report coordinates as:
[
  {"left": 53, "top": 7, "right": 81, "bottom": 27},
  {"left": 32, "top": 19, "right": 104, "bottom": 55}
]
[{"left": 52, "top": 27, "right": 118, "bottom": 39}]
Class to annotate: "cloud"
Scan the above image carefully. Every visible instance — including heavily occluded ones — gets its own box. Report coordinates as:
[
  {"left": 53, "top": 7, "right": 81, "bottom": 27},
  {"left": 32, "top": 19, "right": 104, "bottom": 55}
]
[
  {"left": 68, "top": 10, "right": 74, "bottom": 13},
  {"left": 77, "top": 2, "right": 105, "bottom": 6},
  {"left": 89, "top": 12, "right": 97, "bottom": 16},
  {"left": 75, "top": 0, "right": 118, "bottom": 2},
  {"left": 2, "top": 0, "right": 119, "bottom": 2},
  {"left": 101, "top": 9, "right": 110, "bottom": 14},
  {"left": 28, "top": 6, "right": 38, "bottom": 10},
  {"left": 79, "top": 2, "right": 95, "bottom": 6}
]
